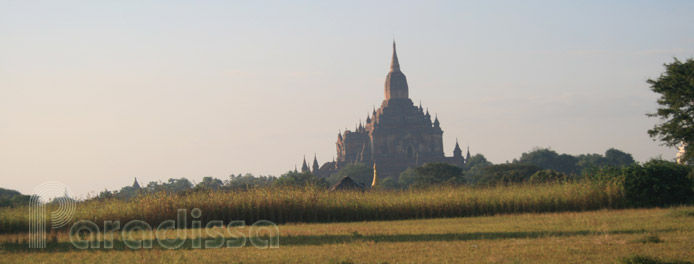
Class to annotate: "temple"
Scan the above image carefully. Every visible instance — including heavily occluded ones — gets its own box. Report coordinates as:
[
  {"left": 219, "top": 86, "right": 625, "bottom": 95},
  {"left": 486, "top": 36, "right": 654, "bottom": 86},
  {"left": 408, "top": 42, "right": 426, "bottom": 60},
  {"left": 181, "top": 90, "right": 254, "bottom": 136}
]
[{"left": 308, "top": 42, "right": 470, "bottom": 180}]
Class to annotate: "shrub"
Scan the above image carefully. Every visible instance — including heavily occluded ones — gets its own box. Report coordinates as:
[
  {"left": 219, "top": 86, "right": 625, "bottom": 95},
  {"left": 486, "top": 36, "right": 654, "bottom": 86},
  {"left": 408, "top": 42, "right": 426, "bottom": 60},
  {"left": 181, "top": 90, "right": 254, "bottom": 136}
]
[
  {"left": 478, "top": 164, "right": 542, "bottom": 185},
  {"left": 587, "top": 166, "right": 624, "bottom": 183},
  {"left": 622, "top": 160, "right": 693, "bottom": 207},
  {"left": 411, "top": 163, "right": 464, "bottom": 188},
  {"left": 327, "top": 164, "right": 373, "bottom": 186},
  {"left": 274, "top": 171, "right": 328, "bottom": 188},
  {"left": 630, "top": 234, "right": 663, "bottom": 244},
  {"left": 618, "top": 255, "right": 692, "bottom": 264},
  {"left": 667, "top": 206, "right": 694, "bottom": 217},
  {"left": 529, "top": 169, "right": 567, "bottom": 184}
]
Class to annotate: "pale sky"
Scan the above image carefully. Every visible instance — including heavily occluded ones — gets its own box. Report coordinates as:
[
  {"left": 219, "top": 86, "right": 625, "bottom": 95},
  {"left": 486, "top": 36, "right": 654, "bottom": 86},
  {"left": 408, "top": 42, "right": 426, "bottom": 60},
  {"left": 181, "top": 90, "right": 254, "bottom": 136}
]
[{"left": 1, "top": 1, "right": 693, "bottom": 197}]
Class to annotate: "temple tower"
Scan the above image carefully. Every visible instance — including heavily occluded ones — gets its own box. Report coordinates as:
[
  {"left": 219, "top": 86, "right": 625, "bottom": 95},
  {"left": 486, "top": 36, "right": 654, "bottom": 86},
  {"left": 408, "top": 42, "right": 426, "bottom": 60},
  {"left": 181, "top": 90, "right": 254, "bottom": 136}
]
[{"left": 384, "top": 41, "right": 409, "bottom": 100}]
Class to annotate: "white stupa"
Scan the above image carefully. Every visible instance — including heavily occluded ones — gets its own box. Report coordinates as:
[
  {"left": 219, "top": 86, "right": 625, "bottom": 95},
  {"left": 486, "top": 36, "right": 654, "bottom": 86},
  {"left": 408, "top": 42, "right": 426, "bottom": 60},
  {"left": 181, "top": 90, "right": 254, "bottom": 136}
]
[{"left": 676, "top": 142, "right": 687, "bottom": 164}]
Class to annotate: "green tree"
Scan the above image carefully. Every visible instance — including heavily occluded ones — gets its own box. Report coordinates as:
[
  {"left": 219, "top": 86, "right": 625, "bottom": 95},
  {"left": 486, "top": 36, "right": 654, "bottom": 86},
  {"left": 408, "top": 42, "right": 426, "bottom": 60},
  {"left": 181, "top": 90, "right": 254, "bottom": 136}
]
[
  {"left": 194, "top": 176, "right": 224, "bottom": 191},
  {"left": 398, "top": 168, "right": 417, "bottom": 188},
  {"left": 115, "top": 186, "right": 140, "bottom": 200},
  {"left": 576, "top": 153, "right": 606, "bottom": 174},
  {"left": 327, "top": 163, "right": 373, "bottom": 186},
  {"left": 274, "top": 171, "right": 328, "bottom": 188},
  {"left": 647, "top": 58, "right": 694, "bottom": 162},
  {"left": 621, "top": 160, "right": 693, "bottom": 207},
  {"left": 164, "top": 178, "right": 194, "bottom": 193},
  {"left": 380, "top": 176, "right": 399, "bottom": 189},
  {"left": 462, "top": 154, "right": 493, "bottom": 184},
  {"left": 464, "top": 153, "right": 493, "bottom": 170},
  {"left": 604, "top": 148, "right": 635, "bottom": 167},
  {"left": 411, "top": 163, "right": 464, "bottom": 188},
  {"left": 478, "top": 164, "right": 542, "bottom": 185},
  {"left": 529, "top": 169, "right": 567, "bottom": 184},
  {"left": 0, "top": 188, "right": 30, "bottom": 207},
  {"left": 575, "top": 148, "right": 635, "bottom": 175},
  {"left": 225, "top": 173, "right": 275, "bottom": 190},
  {"left": 516, "top": 148, "right": 578, "bottom": 174}
]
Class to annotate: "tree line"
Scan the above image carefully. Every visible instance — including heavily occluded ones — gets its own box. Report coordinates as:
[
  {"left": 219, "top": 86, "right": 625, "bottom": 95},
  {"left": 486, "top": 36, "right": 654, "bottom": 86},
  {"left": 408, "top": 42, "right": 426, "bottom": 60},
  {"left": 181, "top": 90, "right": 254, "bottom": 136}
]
[{"left": 91, "top": 147, "right": 655, "bottom": 200}]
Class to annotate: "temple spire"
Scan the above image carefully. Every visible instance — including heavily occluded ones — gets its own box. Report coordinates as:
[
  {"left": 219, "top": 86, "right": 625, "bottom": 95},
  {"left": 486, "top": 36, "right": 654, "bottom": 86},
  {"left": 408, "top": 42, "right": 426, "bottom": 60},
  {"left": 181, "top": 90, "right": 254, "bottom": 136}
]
[
  {"left": 466, "top": 146, "right": 471, "bottom": 162},
  {"left": 384, "top": 40, "right": 409, "bottom": 100},
  {"left": 301, "top": 156, "right": 310, "bottom": 172},
  {"left": 312, "top": 154, "right": 320, "bottom": 173},
  {"left": 390, "top": 41, "right": 400, "bottom": 72},
  {"left": 453, "top": 138, "right": 462, "bottom": 159}
]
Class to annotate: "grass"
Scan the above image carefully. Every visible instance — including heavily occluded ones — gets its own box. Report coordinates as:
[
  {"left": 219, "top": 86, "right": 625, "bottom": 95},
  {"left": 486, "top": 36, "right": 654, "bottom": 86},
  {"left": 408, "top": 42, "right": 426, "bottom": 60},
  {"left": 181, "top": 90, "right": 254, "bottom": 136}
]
[
  {"left": 0, "top": 181, "right": 627, "bottom": 234},
  {"left": 0, "top": 207, "right": 693, "bottom": 263},
  {"left": 631, "top": 234, "right": 664, "bottom": 244},
  {"left": 619, "top": 255, "right": 693, "bottom": 264},
  {"left": 667, "top": 206, "right": 694, "bottom": 218}
]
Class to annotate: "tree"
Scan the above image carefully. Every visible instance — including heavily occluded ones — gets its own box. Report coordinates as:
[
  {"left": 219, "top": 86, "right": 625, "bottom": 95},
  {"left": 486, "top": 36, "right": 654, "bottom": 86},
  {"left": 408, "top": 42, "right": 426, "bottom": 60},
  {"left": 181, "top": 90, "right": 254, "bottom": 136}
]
[
  {"left": 274, "top": 171, "right": 328, "bottom": 188},
  {"left": 621, "top": 160, "right": 694, "bottom": 207},
  {"left": 516, "top": 148, "right": 578, "bottom": 174},
  {"left": 164, "top": 178, "right": 193, "bottom": 193},
  {"left": 398, "top": 168, "right": 417, "bottom": 188},
  {"left": 327, "top": 163, "right": 373, "bottom": 186},
  {"left": 478, "top": 164, "right": 542, "bottom": 185},
  {"left": 0, "top": 188, "right": 30, "bottom": 207},
  {"left": 647, "top": 58, "right": 694, "bottom": 163},
  {"left": 225, "top": 173, "right": 275, "bottom": 190},
  {"left": 411, "top": 163, "right": 464, "bottom": 188},
  {"left": 462, "top": 154, "right": 493, "bottom": 184},
  {"left": 194, "top": 176, "right": 224, "bottom": 191},
  {"left": 604, "top": 148, "right": 635, "bottom": 167},
  {"left": 464, "top": 154, "right": 493, "bottom": 170},
  {"left": 575, "top": 153, "right": 606, "bottom": 174},
  {"left": 379, "top": 176, "right": 399, "bottom": 189},
  {"left": 529, "top": 169, "right": 567, "bottom": 184}
]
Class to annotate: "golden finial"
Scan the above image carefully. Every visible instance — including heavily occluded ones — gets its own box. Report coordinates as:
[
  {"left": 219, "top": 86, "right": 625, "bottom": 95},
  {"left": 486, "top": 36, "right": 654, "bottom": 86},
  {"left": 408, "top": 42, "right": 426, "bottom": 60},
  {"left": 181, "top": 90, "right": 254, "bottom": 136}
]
[{"left": 371, "top": 162, "right": 378, "bottom": 187}]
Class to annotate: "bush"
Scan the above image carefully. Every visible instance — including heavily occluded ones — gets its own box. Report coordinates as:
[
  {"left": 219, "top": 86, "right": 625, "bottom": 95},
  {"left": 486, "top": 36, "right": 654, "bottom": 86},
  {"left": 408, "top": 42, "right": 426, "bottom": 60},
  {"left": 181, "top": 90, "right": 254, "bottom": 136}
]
[
  {"left": 622, "top": 160, "right": 693, "bottom": 207},
  {"left": 618, "top": 255, "right": 692, "bottom": 264},
  {"left": 411, "top": 163, "right": 464, "bottom": 188},
  {"left": 587, "top": 166, "right": 624, "bottom": 183},
  {"left": 529, "top": 169, "right": 567, "bottom": 184},
  {"left": 630, "top": 234, "right": 663, "bottom": 244},
  {"left": 274, "top": 171, "right": 328, "bottom": 188},
  {"left": 327, "top": 163, "right": 373, "bottom": 186},
  {"left": 478, "top": 164, "right": 542, "bottom": 185}
]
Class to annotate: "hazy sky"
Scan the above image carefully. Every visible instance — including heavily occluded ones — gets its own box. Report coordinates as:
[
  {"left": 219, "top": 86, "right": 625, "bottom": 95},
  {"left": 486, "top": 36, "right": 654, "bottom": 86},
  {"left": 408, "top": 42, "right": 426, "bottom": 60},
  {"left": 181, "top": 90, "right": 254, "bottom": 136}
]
[{"left": 2, "top": 1, "right": 693, "bottom": 197}]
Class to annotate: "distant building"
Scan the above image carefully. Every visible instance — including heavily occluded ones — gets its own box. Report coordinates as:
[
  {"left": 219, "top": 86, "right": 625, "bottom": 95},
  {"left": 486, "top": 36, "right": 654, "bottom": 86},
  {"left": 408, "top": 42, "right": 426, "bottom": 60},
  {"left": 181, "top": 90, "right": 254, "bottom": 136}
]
[
  {"left": 676, "top": 142, "right": 687, "bottom": 164},
  {"left": 307, "top": 42, "right": 471, "bottom": 180},
  {"left": 301, "top": 156, "right": 310, "bottom": 173},
  {"left": 329, "top": 176, "right": 365, "bottom": 191},
  {"left": 132, "top": 177, "right": 141, "bottom": 189}
]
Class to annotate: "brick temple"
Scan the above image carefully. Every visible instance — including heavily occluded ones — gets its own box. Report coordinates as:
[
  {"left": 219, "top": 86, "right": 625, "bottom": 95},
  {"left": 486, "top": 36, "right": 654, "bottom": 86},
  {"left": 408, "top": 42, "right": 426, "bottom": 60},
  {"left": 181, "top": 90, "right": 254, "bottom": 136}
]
[{"left": 301, "top": 42, "right": 470, "bottom": 180}]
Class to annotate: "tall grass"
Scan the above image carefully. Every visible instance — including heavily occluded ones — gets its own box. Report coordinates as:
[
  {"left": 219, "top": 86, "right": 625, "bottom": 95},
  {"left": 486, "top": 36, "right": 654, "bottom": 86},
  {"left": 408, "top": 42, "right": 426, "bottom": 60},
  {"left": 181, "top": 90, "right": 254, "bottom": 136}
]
[{"left": 0, "top": 180, "right": 625, "bottom": 234}]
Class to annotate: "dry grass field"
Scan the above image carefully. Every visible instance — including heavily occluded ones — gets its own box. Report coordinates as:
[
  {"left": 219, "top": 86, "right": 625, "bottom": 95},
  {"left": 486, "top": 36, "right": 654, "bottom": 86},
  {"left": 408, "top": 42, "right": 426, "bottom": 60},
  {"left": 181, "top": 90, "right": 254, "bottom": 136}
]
[
  {"left": 0, "top": 182, "right": 626, "bottom": 234},
  {"left": 1, "top": 206, "right": 693, "bottom": 263}
]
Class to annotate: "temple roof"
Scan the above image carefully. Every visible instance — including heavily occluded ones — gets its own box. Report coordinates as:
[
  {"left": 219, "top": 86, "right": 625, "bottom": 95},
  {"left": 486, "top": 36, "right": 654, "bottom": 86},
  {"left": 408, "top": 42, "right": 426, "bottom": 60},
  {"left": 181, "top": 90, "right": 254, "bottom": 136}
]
[{"left": 384, "top": 41, "right": 409, "bottom": 100}]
